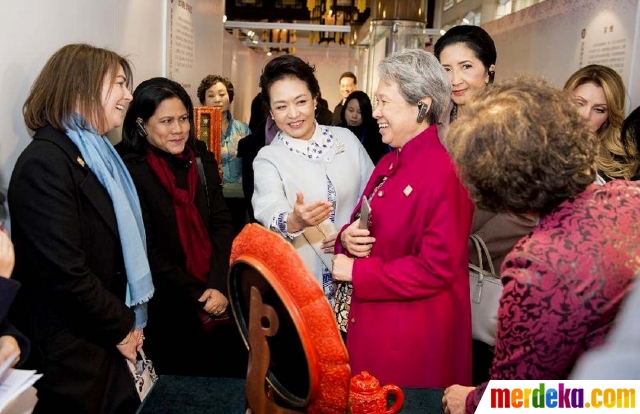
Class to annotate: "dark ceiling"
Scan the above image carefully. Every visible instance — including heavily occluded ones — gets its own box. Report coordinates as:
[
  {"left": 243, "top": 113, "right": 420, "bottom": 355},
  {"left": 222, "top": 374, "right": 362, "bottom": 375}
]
[{"left": 225, "top": 0, "right": 371, "bottom": 24}]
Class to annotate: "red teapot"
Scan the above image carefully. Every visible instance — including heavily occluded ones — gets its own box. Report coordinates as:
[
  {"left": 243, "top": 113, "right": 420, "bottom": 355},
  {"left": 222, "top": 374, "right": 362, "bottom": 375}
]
[{"left": 349, "top": 371, "right": 404, "bottom": 414}]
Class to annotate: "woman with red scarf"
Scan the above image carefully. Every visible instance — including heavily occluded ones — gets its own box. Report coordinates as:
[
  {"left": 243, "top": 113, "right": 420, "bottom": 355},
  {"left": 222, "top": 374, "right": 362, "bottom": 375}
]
[{"left": 117, "top": 78, "right": 243, "bottom": 377}]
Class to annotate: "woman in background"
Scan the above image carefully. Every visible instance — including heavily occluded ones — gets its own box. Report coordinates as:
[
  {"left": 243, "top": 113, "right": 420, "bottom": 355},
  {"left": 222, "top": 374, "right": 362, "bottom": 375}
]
[
  {"left": 435, "top": 23, "right": 536, "bottom": 384},
  {"left": 332, "top": 49, "right": 473, "bottom": 388},
  {"left": 252, "top": 54, "right": 373, "bottom": 310},
  {"left": 197, "top": 74, "right": 251, "bottom": 234},
  {"left": 434, "top": 25, "right": 496, "bottom": 135},
  {"left": 340, "top": 91, "right": 390, "bottom": 165},
  {"left": 442, "top": 77, "right": 640, "bottom": 414},
  {"left": 9, "top": 43, "right": 148, "bottom": 413},
  {"left": 119, "top": 77, "right": 245, "bottom": 378},
  {"left": 564, "top": 64, "right": 638, "bottom": 182}
]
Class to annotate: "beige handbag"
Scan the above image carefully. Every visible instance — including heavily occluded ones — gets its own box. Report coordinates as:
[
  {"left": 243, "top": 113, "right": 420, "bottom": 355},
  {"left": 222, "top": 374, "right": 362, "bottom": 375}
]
[
  {"left": 468, "top": 234, "right": 503, "bottom": 347},
  {"left": 126, "top": 349, "right": 158, "bottom": 401}
]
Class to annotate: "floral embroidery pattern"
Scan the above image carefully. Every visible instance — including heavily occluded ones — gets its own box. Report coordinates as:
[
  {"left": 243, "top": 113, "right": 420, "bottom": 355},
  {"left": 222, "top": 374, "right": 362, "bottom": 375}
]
[{"left": 279, "top": 125, "right": 340, "bottom": 160}]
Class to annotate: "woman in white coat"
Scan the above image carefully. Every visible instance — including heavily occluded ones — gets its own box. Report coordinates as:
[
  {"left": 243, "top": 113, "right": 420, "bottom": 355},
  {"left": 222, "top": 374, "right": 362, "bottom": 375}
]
[{"left": 252, "top": 55, "right": 373, "bottom": 308}]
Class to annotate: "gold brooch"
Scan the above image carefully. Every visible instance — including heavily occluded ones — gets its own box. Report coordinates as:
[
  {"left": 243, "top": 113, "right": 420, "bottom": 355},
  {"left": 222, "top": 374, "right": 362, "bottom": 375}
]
[{"left": 403, "top": 185, "right": 413, "bottom": 196}]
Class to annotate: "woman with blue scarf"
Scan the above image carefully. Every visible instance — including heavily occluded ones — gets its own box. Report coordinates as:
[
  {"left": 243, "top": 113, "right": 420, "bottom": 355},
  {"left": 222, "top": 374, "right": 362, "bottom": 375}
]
[{"left": 8, "top": 44, "right": 153, "bottom": 413}]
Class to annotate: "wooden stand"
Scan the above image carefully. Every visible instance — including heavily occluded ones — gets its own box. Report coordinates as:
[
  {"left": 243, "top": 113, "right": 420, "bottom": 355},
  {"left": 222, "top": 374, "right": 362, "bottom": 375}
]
[{"left": 246, "top": 287, "right": 302, "bottom": 414}]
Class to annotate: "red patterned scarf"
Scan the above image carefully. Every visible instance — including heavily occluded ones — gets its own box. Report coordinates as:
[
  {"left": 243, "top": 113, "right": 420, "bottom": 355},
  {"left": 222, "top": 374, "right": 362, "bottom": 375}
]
[{"left": 146, "top": 146, "right": 212, "bottom": 283}]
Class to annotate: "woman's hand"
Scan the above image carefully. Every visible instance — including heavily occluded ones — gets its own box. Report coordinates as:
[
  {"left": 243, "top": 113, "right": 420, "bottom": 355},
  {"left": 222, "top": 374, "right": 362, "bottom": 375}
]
[
  {"left": 0, "top": 229, "right": 15, "bottom": 278},
  {"left": 321, "top": 232, "right": 338, "bottom": 254},
  {"left": 198, "top": 288, "right": 229, "bottom": 315},
  {"left": 133, "top": 329, "right": 144, "bottom": 352},
  {"left": 341, "top": 219, "right": 375, "bottom": 258},
  {"left": 442, "top": 385, "right": 474, "bottom": 414},
  {"left": 117, "top": 331, "right": 138, "bottom": 364},
  {"left": 0, "top": 335, "right": 21, "bottom": 368},
  {"left": 287, "top": 191, "right": 333, "bottom": 233},
  {"left": 332, "top": 254, "right": 354, "bottom": 283}
]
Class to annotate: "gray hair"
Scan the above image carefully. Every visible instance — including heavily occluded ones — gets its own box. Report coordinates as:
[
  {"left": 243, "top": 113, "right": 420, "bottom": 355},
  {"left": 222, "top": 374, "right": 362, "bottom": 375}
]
[{"left": 377, "top": 49, "right": 452, "bottom": 125}]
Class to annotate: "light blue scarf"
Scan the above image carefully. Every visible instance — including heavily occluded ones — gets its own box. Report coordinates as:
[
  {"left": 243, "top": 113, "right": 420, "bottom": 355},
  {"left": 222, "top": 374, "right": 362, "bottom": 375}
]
[{"left": 65, "top": 116, "right": 154, "bottom": 330}]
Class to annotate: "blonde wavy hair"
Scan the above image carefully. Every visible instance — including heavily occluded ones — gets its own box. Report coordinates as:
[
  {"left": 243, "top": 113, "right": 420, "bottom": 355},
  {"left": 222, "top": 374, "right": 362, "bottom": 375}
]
[{"left": 564, "top": 65, "right": 638, "bottom": 180}]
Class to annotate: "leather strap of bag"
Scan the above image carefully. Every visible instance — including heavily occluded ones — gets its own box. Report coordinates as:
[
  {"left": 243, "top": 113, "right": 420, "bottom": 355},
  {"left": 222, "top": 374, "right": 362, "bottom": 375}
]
[{"left": 469, "top": 234, "right": 496, "bottom": 275}]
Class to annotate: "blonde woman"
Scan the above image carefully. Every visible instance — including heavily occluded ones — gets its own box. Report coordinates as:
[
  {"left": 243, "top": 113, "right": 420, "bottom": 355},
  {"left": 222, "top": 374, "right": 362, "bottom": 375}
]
[{"left": 564, "top": 64, "right": 638, "bottom": 182}]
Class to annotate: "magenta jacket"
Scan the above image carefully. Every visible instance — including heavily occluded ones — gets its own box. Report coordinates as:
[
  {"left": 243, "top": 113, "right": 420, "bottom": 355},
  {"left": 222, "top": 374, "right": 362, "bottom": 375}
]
[{"left": 336, "top": 125, "right": 474, "bottom": 387}]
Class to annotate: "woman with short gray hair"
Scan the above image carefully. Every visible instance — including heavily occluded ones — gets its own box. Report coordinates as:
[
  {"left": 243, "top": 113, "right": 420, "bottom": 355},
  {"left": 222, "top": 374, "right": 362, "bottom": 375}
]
[
  {"left": 332, "top": 49, "right": 473, "bottom": 387},
  {"left": 377, "top": 48, "right": 452, "bottom": 126}
]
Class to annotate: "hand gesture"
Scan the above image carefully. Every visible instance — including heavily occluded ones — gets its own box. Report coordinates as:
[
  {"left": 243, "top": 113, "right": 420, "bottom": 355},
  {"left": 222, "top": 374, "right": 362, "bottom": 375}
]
[
  {"left": 0, "top": 229, "right": 15, "bottom": 278},
  {"left": 287, "top": 191, "right": 333, "bottom": 233},
  {"left": 340, "top": 219, "right": 375, "bottom": 258},
  {"left": 198, "top": 288, "right": 229, "bottom": 316}
]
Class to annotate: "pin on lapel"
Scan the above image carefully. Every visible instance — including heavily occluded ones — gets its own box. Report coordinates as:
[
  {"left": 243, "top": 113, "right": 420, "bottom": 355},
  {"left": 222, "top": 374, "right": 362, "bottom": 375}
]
[
  {"left": 403, "top": 185, "right": 413, "bottom": 196},
  {"left": 77, "top": 156, "right": 85, "bottom": 167}
]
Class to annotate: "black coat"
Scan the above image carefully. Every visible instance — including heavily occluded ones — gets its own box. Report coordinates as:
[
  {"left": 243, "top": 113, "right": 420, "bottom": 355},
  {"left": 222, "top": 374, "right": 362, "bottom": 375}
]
[
  {"left": 344, "top": 122, "right": 390, "bottom": 165},
  {"left": 117, "top": 141, "right": 239, "bottom": 376},
  {"left": 332, "top": 101, "right": 344, "bottom": 126},
  {"left": 8, "top": 126, "right": 139, "bottom": 413},
  {"left": 237, "top": 121, "right": 267, "bottom": 222}
]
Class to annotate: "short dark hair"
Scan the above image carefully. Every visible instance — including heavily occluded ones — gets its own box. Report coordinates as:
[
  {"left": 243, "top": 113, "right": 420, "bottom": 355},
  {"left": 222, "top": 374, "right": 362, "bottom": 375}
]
[
  {"left": 121, "top": 77, "right": 196, "bottom": 154},
  {"left": 340, "top": 91, "right": 372, "bottom": 126},
  {"left": 339, "top": 71, "right": 357, "bottom": 84},
  {"left": 23, "top": 43, "right": 133, "bottom": 133},
  {"left": 259, "top": 55, "right": 320, "bottom": 108},
  {"left": 434, "top": 25, "right": 497, "bottom": 83},
  {"left": 197, "top": 75, "right": 235, "bottom": 105},
  {"left": 446, "top": 77, "right": 597, "bottom": 216}
]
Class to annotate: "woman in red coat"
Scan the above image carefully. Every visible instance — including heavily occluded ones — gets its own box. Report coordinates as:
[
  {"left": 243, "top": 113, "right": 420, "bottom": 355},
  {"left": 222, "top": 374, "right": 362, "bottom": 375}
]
[{"left": 332, "top": 49, "right": 474, "bottom": 388}]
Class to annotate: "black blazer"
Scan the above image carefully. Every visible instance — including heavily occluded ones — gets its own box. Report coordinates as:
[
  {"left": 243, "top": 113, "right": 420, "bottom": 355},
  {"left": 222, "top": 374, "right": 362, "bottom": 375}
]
[{"left": 8, "top": 126, "right": 138, "bottom": 413}]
